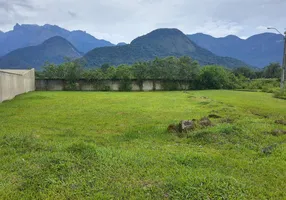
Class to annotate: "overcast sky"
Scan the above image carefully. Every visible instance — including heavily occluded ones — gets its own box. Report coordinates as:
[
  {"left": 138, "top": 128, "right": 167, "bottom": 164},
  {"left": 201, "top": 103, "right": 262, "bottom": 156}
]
[{"left": 0, "top": 0, "right": 285, "bottom": 43}]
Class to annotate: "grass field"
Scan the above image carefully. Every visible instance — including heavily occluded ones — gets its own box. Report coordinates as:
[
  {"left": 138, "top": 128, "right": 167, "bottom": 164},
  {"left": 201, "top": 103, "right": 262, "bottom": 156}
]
[{"left": 0, "top": 91, "right": 286, "bottom": 199}]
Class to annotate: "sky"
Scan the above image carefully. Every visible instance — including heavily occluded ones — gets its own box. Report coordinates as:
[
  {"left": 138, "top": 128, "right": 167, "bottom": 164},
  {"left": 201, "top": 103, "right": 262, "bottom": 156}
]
[{"left": 0, "top": 0, "right": 285, "bottom": 44}]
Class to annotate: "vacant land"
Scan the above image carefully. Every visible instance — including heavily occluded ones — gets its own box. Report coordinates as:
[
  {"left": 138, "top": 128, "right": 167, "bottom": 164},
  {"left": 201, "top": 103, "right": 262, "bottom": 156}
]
[{"left": 0, "top": 91, "right": 286, "bottom": 199}]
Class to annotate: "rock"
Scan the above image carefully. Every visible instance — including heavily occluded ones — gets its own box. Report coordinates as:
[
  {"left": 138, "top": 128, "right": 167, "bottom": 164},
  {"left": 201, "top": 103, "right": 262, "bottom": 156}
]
[
  {"left": 262, "top": 145, "right": 275, "bottom": 155},
  {"left": 179, "top": 120, "right": 196, "bottom": 133},
  {"left": 199, "top": 117, "right": 212, "bottom": 127},
  {"left": 167, "top": 124, "right": 179, "bottom": 133},
  {"left": 208, "top": 114, "right": 222, "bottom": 119},
  {"left": 275, "top": 120, "right": 286, "bottom": 125},
  {"left": 271, "top": 129, "right": 286, "bottom": 136}
]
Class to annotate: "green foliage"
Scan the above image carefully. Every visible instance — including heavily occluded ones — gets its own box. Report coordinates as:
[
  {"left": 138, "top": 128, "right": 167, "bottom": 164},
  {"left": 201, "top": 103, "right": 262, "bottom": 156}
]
[
  {"left": 233, "top": 66, "right": 256, "bottom": 79},
  {"left": 177, "top": 56, "right": 200, "bottom": 81},
  {"left": 274, "top": 88, "right": 286, "bottom": 99},
  {"left": 115, "top": 65, "right": 134, "bottom": 80},
  {"left": 115, "top": 65, "right": 133, "bottom": 91},
  {"left": 41, "top": 61, "right": 83, "bottom": 82},
  {"left": 232, "top": 63, "right": 282, "bottom": 85},
  {"left": 64, "top": 81, "right": 80, "bottom": 91},
  {"left": 263, "top": 63, "right": 282, "bottom": 78},
  {"left": 82, "top": 69, "right": 105, "bottom": 81},
  {"left": 196, "top": 66, "right": 236, "bottom": 89},
  {"left": 242, "top": 79, "right": 280, "bottom": 92},
  {"left": 41, "top": 63, "right": 61, "bottom": 79},
  {"left": 38, "top": 57, "right": 282, "bottom": 92},
  {"left": 132, "top": 62, "right": 150, "bottom": 80},
  {"left": 161, "top": 81, "right": 179, "bottom": 91},
  {"left": 118, "top": 80, "right": 132, "bottom": 91},
  {"left": 62, "top": 61, "right": 83, "bottom": 83},
  {"left": 92, "top": 80, "right": 111, "bottom": 91},
  {"left": 100, "top": 63, "right": 111, "bottom": 73}
]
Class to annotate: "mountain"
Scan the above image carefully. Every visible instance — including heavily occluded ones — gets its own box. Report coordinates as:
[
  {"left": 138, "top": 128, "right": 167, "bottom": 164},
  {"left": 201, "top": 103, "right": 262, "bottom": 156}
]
[
  {"left": 117, "top": 42, "right": 127, "bottom": 46},
  {"left": 0, "top": 31, "right": 3, "bottom": 41},
  {"left": 0, "top": 24, "right": 114, "bottom": 56},
  {"left": 82, "top": 28, "right": 247, "bottom": 68},
  {"left": 0, "top": 36, "right": 81, "bottom": 70},
  {"left": 187, "top": 33, "right": 284, "bottom": 67}
]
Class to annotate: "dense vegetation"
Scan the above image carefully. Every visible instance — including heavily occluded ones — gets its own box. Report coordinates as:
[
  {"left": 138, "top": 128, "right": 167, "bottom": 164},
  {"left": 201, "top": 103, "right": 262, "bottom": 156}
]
[
  {"left": 1, "top": 91, "right": 286, "bottom": 199},
  {"left": 36, "top": 57, "right": 283, "bottom": 93}
]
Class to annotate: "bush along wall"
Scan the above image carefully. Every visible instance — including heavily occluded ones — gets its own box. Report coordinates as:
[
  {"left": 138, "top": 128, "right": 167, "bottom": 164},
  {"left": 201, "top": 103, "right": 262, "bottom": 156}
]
[{"left": 35, "top": 56, "right": 283, "bottom": 93}]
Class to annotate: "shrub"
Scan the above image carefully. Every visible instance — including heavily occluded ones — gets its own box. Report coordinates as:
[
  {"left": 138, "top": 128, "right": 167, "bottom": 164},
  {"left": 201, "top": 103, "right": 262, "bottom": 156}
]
[
  {"left": 274, "top": 89, "right": 286, "bottom": 100},
  {"left": 92, "top": 80, "right": 111, "bottom": 91},
  {"left": 64, "top": 81, "right": 80, "bottom": 91},
  {"left": 161, "top": 81, "right": 179, "bottom": 91},
  {"left": 119, "top": 80, "right": 132, "bottom": 91},
  {"left": 243, "top": 78, "right": 280, "bottom": 92},
  {"left": 195, "top": 66, "right": 235, "bottom": 89}
]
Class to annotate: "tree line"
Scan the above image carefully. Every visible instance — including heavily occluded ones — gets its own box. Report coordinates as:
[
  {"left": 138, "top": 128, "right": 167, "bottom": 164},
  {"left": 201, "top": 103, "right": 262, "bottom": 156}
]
[{"left": 36, "top": 56, "right": 282, "bottom": 90}]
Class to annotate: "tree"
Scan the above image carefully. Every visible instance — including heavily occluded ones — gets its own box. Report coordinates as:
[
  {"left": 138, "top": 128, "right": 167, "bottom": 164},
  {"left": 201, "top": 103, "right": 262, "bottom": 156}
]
[
  {"left": 161, "top": 57, "right": 179, "bottom": 80},
  {"left": 82, "top": 69, "right": 105, "bottom": 81},
  {"left": 132, "top": 62, "right": 150, "bottom": 80},
  {"left": 42, "top": 62, "right": 62, "bottom": 79},
  {"left": 105, "top": 66, "right": 117, "bottom": 79},
  {"left": 115, "top": 65, "right": 133, "bottom": 80},
  {"left": 233, "top": 67, "right": 256, "bottom": 79},
  {"left": 101, "top": 63, "right": 111, "bottom": 73},
  {"left": 132, "top": 62, "right": 150, "bottom": 90},
  {"left": 150, "top": 57, "right": 180, "bottom": 80},
  {"left": 197, "top": 66, "right": 233, "bottom": 89},
  {"left": 62, "top": 61, "right": 83, "bottom": 82},
  {"left": 263, "top": 63, "right": 282, "bottom": 78},
  {"left": 177, "top": 56, "right": 200, "bottom": 81},
  {"left": 150, "top": 57, "right": 165, "bottom": 79}
]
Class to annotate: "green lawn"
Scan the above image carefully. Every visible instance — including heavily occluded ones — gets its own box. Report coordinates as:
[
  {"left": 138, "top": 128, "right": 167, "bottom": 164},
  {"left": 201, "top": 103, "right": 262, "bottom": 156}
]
[{"left": 0, "top": 91, "right": 286, "bottom": 199}]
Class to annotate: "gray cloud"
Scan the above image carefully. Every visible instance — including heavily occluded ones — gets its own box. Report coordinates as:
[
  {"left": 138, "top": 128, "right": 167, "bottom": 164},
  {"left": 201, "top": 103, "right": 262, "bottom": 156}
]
[
  {"left": 0, "top": 0, "right": 35, "bottom": 25},
  {"left": 68, "top": 10, "right": 77, "bottom": 18},
  {"left": 0, "top": 0, "right": 285, "bottom": 43},
  {"left": 0, "top": 0, "right": 33, "bottom": 12}
]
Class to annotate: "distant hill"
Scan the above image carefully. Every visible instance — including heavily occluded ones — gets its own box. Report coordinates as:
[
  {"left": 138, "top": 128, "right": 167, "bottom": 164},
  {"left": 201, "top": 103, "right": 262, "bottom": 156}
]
[
  {"left": 0, "top": 24, "right": 114, "bottom": 56},
  {"left": 0, "top": 36, "right": 81, "bottom": 70},
  {"left": 82, "top": 28, "right": 247, "bottom": 68},
  {"left": 117, "top": 42, "right": 127, "bottom": 46},
  {"left": 187, "top": 33, "right": 284, "bottom": 67}
]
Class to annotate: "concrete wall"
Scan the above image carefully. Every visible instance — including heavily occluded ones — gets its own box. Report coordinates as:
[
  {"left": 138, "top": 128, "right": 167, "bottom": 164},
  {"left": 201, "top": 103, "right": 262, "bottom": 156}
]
[
  {"left": 36, "top": 79, "right": 191, "bottom": 91},
  {"left": 0, "top": 69, "right": 35, "bottom": 103}
]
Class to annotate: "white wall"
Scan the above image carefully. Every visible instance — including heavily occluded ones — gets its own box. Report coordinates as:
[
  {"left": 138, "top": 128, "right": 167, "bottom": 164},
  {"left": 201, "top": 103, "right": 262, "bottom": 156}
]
[{"left": 0, "top": 69, "right": 35, "bottom": 103}]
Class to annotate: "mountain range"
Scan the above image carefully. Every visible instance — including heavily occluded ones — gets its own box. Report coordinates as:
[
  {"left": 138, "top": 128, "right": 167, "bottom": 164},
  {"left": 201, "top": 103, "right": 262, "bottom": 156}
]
[
  {"left": 187, "top": 33, "right": 284, "bottom": 67},
  {"left": 0, "top": 23, "right": 283, "bottom": 70},
  {"left": 0, "top": 36, "right": 81, "bottom": 70},
  {"left": 82, "top": 28, "right": 247, "bottom": 68},
  {"left": 0, "top": 24, "right": 114, "bottom": 56}
]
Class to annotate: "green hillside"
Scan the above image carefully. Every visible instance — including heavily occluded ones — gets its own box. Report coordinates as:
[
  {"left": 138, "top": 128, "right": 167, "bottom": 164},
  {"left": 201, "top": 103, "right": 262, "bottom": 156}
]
[
  {"left": 0, "top": 36, "right": 81, "bottom": 70},
  {"left": 82, "top": 28, "right": 248, "bottom": 68}
]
